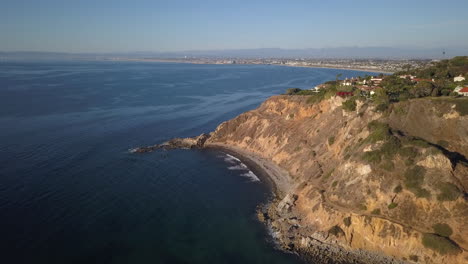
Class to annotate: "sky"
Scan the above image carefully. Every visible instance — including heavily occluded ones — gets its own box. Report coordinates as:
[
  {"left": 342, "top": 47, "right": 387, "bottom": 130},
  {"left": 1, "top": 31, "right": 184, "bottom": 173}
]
[{"left": 1, "top": 0, "right": 468, "bottom": 53}]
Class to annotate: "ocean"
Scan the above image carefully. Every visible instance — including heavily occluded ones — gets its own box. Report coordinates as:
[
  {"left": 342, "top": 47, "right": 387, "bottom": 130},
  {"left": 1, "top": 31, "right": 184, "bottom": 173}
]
[{"left": 0, "top": 61, "right": 378, "bottom": 264}]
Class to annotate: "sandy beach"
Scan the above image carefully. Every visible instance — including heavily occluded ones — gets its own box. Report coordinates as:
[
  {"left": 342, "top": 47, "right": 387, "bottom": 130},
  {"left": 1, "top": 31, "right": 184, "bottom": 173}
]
[{"left": 205, "top": 143, "right": 295, "bottom": 197}]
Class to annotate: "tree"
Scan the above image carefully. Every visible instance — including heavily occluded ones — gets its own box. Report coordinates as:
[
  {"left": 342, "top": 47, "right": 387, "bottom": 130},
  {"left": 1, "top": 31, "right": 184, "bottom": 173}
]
[
  {"left": 285, "top": 88, "right": 301, "bottom": 95},
  {"left": 336, "top": 73, "right": 342, "bottom": 83},
  {"left": 373, "top": 87, "right": 390, "bottom": 111},
  {"left": 411, "top": 81, "right": 434, "bottom": 98}
]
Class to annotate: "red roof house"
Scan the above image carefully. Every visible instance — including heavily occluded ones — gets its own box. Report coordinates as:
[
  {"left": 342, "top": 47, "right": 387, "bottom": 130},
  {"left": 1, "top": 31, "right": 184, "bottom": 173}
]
[
  {"left": 458, "top": 87, "right": 468, "bottom": 96},
  {"left": 336, "top": 91, "right": 353, "bottom": 97}
]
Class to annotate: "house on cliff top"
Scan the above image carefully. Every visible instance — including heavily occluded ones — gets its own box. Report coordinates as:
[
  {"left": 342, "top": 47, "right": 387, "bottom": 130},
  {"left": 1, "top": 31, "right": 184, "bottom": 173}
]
[
  {"left": 454, "top": 86, "right": 468, "bottom": 96},
  {"left": 454, "top": 75, "right": 465, "bottom": 82}
]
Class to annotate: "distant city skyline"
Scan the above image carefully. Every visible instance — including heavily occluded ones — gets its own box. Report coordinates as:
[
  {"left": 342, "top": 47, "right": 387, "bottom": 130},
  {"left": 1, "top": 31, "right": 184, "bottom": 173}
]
[{"left": 1, "top": 0, "right": 468, "bottom": 53}]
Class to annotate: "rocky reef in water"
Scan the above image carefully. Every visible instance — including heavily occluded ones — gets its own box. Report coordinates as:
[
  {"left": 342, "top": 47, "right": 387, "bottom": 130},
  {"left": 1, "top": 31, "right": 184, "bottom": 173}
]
[{"left": 134, "top": 95, "right": 468, "bottom": 264}]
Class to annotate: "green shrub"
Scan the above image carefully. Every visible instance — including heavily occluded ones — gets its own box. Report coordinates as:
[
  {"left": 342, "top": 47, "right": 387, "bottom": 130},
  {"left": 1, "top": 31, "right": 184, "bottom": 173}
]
[
  {"left": 437, "top": 140, "right": 449, "bottom": 148},
  {"left": 406, "top": 138, "right": 431, "bottom": 148},
  {"left": 343, "top": 217, "right": 352, "bottom": 227},
  {"left": 421, "top": 233, "right": 460, "bottom": 255},
  {"left": 367, "top": 121, "right": 391, "bottom": 141},
  {"left": 332, "top": 181, "right": 338, "bottom": 187},
  {"left": 409, "top": 255, "right": 419, "bottom": 262},
  {"left": 375, "top": 103, "right": 389, "bottom": 112},
  {"left": 399, "top": 147, "right": 418, "bottom": 158},
  {"left": 285, "top": 88, "right": 302, "bottom": 95},
  {"left": 359, "top": 204, "right": 367, "bottom": 211},
  {"left": 328, "top": 136, "right": 335, "bottom": 145},
  {"left": 296, "top": 89, "right": 318, "bottom": 95},
  {"left": 342, "top": 98, "right": 357, "bottom": 111},
  {"left": 404, "top": 166, "right": 431, "bottom": 198},
  {"left": 388, "top": 203, "right": 398, "bottom": 209},
  {"left": 393, "top": 106, "right": 407, "bottom": 115},
  {"left": 328, "top": 225, "right": 345, "bottom": 237},
  {"left": 454, "top": 99, "right": 468, "bottom": 116},
  {"left": 380, "top": 160, "right": 395, "bottom": 171},
  {"left": 416, "top": 188, "right": 431, "bottom": 198},
  {"left": 393, "top": 185, "right": 403, "bottom": 193},
  {"left": 371, "top": 208, "right": 381, "bottom": 215},
  {"left": 362, "top": 150, "right": 382, "bottom": 164},
  {"left": 405, "top": 158, "right": 415, "bottom": 166},
  {"left": 436, "top": 182, "right": 460, "bottom": 201},
  {"left": 380, "top": 137, "right": 401, "bottom": 158},
  {"left": 432, "top": 223, "right": 453, "bottom": 237},
  {"left": 323, "top": 169, "right": 334, "bottom": 179}
]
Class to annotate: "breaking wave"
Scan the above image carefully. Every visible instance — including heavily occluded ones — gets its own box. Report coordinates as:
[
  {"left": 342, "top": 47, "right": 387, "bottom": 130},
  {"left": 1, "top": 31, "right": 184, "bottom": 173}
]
[{"left": 219, "top": 153, "right": 260, "bottom": 182}]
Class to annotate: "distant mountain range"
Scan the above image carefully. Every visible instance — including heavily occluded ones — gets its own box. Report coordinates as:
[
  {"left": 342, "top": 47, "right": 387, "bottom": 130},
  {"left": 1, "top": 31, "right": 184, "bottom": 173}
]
[{"left": 1, "top": 47, "right": 467, "bottom": 60}]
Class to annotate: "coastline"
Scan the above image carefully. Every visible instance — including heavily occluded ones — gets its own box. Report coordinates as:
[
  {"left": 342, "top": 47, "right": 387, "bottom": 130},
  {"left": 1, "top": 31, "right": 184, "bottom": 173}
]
[
  {"left": 203, "top": 143, "right": 405, "bottom": 264},
  {"left": 109, "top": 58, "right": 393, "bottom": 74}
]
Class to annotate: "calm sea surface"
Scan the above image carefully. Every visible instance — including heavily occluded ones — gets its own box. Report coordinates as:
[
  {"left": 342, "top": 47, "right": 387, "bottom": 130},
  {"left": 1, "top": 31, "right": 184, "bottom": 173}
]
[{"left": 0, "top": 61, "right": 377, "bottom": 264}]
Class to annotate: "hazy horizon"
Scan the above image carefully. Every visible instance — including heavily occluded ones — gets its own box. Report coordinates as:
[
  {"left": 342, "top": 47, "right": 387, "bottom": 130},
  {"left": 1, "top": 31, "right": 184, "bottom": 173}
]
[{"left": 2, "top": 0, "right": 468, "bottom": 54}]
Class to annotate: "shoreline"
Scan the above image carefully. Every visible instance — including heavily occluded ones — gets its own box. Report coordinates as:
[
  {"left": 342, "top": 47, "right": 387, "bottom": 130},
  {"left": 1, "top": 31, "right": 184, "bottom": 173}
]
[
  {"left": 203, "top": 143, "right": 405, "bottom": 264},
  {"left": 109, "top": 58, "right": 393, "bottom": 74},
  {"left": 204, "top": 143, "right": 296, "bottom": 198}
]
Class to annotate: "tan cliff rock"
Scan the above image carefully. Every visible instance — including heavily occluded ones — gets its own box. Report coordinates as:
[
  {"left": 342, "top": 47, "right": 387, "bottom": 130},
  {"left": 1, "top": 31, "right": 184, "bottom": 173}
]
[
  {"left": 134, "top": 95, "right": 468, "bottom": 263},
  {"left": 204, "top": 95, "right": 468, "bottom": 263}
]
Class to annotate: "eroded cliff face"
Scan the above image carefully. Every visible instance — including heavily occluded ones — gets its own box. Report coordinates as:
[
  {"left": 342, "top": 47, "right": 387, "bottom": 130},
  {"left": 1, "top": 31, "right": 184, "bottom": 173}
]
[{"left": 205, "top": 96, "right": 468, "bottom": 264}]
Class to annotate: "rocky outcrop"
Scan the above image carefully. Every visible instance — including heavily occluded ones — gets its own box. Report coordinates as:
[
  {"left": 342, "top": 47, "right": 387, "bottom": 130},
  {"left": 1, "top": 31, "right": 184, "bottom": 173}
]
[{"left": 131, "top": 133, "right": 210, "bottom": 153}]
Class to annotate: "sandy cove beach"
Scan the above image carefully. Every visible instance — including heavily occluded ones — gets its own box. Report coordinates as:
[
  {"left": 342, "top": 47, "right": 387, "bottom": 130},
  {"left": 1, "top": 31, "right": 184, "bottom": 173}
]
[{"left": 205, "top": 143, "right": 296, "bottom": 197}]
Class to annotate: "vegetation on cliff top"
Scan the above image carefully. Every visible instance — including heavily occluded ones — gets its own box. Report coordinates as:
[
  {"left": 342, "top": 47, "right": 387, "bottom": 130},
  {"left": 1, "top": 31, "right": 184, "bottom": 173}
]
[{"left": 284, "top": 56, "right": 468, "bottom": 115}]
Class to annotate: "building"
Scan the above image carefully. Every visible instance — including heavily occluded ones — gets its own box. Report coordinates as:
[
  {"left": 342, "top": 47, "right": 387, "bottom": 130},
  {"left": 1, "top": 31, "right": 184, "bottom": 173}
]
[
  {"left": 454, "top": 75, "right": 466, "bottom": 82},
  {"left": 370, "top": 77, "right": 384, "bottom": 85},
  {"left": 341, "top": 78, "right": 358, "bottom": 86},
  {"left": 314, "top": 84, "right": 328, "bottom": 90},
  {"left": 412, "top": 78, "right": 434, "bottom": 83},
  {"left": 356, "top": 85, "right": 379, "bottom": 96},
  {"left": 455, "top": 86, "right": 468, "bottom": 96},
  {"left": 336, "top": 91, "right": 353, "bottom": 97},
  {"left": 399, "top": 75, "right": 415, "bottom": 80}
]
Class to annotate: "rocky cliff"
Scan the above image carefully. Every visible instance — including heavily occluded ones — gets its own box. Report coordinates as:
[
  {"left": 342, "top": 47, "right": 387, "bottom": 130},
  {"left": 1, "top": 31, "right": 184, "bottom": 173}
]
[
  {"left": 135, "top": 95, "right": 468, "bottom": 263},
  {"left": 204, "top": 95, "right": 468, "bottom": 263}
]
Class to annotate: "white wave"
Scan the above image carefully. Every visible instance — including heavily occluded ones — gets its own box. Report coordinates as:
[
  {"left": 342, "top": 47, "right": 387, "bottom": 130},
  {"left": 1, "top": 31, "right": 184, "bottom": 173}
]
[
  {"left": 129, "top": 148, "right": 137, "bottom": 153},
  {"left": 219, "top": 153, "right": 260, "bottom": 182},
  {"left": 223, "top": 153, "right": 241, "bottom": 163},
  {"left": 241, "top": 171, "right": 260, "bottom": 182},
  {"left": 228, "top": 164, "right": 248, "bottom": 170}
]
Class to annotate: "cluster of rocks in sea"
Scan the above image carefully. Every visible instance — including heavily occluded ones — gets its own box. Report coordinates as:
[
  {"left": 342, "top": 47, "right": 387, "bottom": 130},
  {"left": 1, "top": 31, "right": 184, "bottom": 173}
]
[{"left": 131, "top": 133, "right": 210, "bottom": 153}]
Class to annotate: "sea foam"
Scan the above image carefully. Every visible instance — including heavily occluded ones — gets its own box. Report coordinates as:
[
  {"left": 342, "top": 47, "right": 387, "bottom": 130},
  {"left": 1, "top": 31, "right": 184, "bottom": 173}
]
[{"left": 221, "top": 153, "right": 260, "bottom": 182}]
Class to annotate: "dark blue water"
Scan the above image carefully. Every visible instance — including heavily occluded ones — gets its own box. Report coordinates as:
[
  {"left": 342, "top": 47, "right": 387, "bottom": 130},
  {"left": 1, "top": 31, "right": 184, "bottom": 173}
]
[{"left": 0, "top": 61, "right": 377, "bottom": 264}]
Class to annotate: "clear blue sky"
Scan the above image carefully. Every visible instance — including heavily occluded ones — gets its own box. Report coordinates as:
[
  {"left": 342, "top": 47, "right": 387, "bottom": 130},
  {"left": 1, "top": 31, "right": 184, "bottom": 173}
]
[{"left": 1, "top": 0, "right": 468, "bottom": 53}]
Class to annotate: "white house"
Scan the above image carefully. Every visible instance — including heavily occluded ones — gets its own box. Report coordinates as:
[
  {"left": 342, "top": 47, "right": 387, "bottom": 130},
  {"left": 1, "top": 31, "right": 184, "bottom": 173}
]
[
  {"left": 341, "top": 78, "right": 357, "bottom": 86},
  {"left": 454, "top": 75, "right": 466, "bottom": 82},
  {"left": 314, "top": 84, "right": 327, "bottom": 90},
  {"left": 454, "top": 86, "right": 468, "bottom": 96},
  {"left": 399, "top": 75, "right": 415, "bottom": 80},
  {"left": 370, "top": 77, "right": 383, "bottom": 85}
]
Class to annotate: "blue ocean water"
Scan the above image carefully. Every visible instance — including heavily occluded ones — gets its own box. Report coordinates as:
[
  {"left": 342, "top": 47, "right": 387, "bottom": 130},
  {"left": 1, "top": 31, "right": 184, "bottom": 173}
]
[{"left": 0, "top": 61, "right": 377, "bottom": 264}]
